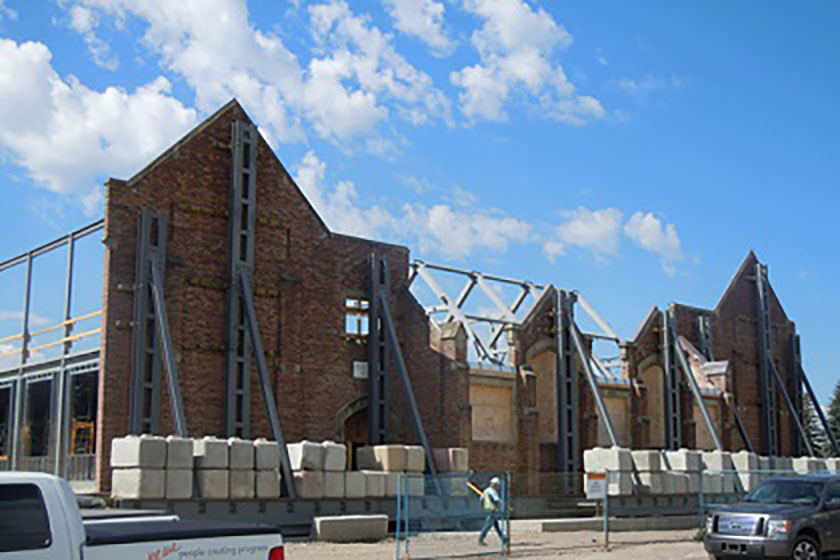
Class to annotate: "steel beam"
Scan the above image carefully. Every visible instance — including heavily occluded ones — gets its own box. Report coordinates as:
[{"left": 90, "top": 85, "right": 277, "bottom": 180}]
[
  {"left": 150, "top": 261, "right": 188, "bottom": 437},
  {"left": 555, "top": 290, "right": 579, "bottom": 473},
  {"left": 755, "top": 263, "right": 779, "bottom": 456},
  {"left": 789, "top": 335, "right": 806, "bottom": 456},
  {"left": 239, "top": 269, "right": 296, "bottom": 499},
  {"left": 669, "top": 313, "right": 723, "bottom": 450},
  {"left": 727, "top": 401, "right": 755, "bottom": 452},
  {"left": 368, "top": 254, "right": 390, "bottom": 445},
  {"left": 661, "top": 310, "right": 682, "bottom": 450},
  {"left": 697, "top": 315, "right": 714, "bottom": 362},
  {"left": 0, "top": 219, "right": 103, "bottom": 273},
  {"left": 800, "top": 365, "right": 840, "bottom": 456},
  {"left": 378, "top": 292, "right": 439, "bottom": 478},
  {"left": 767, "top": 359, "right": 813, "bottom": 456},
  {"left": 10, "top": 253, "right": 33, "bottom": 469},
  {"left": 575, "top": 292, "right": 619, "bottom": 341},
  {"left": 54, "top": 234, "right": 75, "bottom": 476},
  {"left": 570, "top": 321, "right": 619, "bottom": 447}
]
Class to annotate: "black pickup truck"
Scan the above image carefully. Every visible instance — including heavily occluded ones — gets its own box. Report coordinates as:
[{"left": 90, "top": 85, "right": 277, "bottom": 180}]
[{"left": 705, "top": 475, "right": 840, "bottom": 560}]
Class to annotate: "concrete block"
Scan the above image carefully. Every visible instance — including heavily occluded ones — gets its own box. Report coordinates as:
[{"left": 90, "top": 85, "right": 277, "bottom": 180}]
[
  {"left": 772, "top": 456, "right": 793, "bottom": 473},
  {"left": 357, "top": 445, "right": 407, "bottom": 472},
  {"left": 230, "top": 469, "right": 256, "bottom": 500},
  {"left": 322, "top": 441, "right": 347, "bottom": 471},
  {"left": 732, "top": 451, "right": 758, "bottom": 472},
  {"left": 254, "top": 439, "right": 281, "bottom": 471},
  {"left": 165, "top": 469, "right": 193, "bottom": 500},
  {"left": 385, "top": 472, "right": 401, "bottom": 497},
  {"left": 111, "top": 468, "right": 165, "bottom": 500},
  {"left": 256, "top": 470, "right": 281, "bottom": 499},
  {"left": 701, "top": 450, "right": 733, "bottom": 472},
  {"left": 663, "top": 449, "right": 700, "bottom": 472},
  {"left": 228, "top": 438, "right": 255, "bottom": 470},
  {"left": 111, "top": 435, "right": 166, "bottom": 469},
  {"left": 607, "top": 472, "right": 633, "bottom": 496},
  {"left": 193, "top": 437, "right": 228, "bottom": 469},
  {"left": 583, "top": 447, "right": 632, "bottom": 473},
  {"left": 344, "top": 471, "right": 366, "bottom": 499},
  {"left": 288, "top": 441, "right": 325, "bottom": 471},
  {"left": 406, "top": 476, "right": 425, "bottom": 497},
  {"left": 633, "top": 472, "right": 664, "bottom": 494},
  {"left": 723, "top": 473, "right": 739, "bottom": 494},
  {"left": 405, "top": 446, "right": 425, "bottom": 473},
  {"left": 313, "top": 515, "right": 388, "bottom": 543},
  {"left": 363, "top": 471, "right": 386, "bottom": 498},
  {"left": 826, "top": 458, "right": 840, "bottom": 473},
  {"left": 813, "top": 459, "right": 829, "bottom": 473},
  {"left": 432, "top": 448, "right": 469, "bottom": 472},
  {"left": 165, "top": 436, "right": 193, "bottom": 470},
  {"left": 440, "top": 474, "right": 469, "bottom": 497},
  {"left": 757, "top": 456, "right": 771, "bottom": 479},
  {"left": 294, "top": 471, "right": 325, "bottom": 499},
  {"left": 196, "top": 469, "right": 229, "bottom": 499},
  {"left": 665, "top": 472, "right": 688, "bottom": 495},
  {"left": 686, "top": 473, "right": 700, "bottom": 494},
  {"left": 324, "top": 471, "right": 345, "bottom": 499},
  {"left": 737, "top": 473, "right": 761, "bottom": 493},
  {"left": 702, "top": 473, "right": 724, "bottom": 494},
  {"left": 631, "top": 450, "right": 661, "bottom": 472},
  {"left": 793, "top": 457, "right": 820, "bottom": 474}
]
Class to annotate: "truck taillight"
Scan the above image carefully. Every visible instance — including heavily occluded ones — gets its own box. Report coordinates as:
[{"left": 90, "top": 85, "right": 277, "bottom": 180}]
[{"left": 269, "top": 546, "right": 284, "bottom": 560}]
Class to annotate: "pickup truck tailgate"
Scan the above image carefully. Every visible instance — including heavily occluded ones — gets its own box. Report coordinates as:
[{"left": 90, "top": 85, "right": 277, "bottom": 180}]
[{"left": 84, "top": 519, "right": 283, "bottom": 559}]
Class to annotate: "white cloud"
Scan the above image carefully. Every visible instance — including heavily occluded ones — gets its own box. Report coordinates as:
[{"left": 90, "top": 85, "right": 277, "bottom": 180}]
[
  {"left": 614, "top": 74, "right": 687, "bottom": 99},
  {"left": 544, "top": 207, "right": 622, "bottom": 260},
  {"left": 383, "top": 0, "right": 455, "bottom": 57},
  {"left": 624, "top": 211, "right": 683, "bottom": 274},
  {"left": 0, "top": 310, "right": 51, "bottom": 326},
  {"left": 0, "top": 38, "right": 198, "bottom": 212},
  {"left": 450, "top": 0, "right": 604, "bottom": 124},
  {"left": 0, "top": 0, "right": 17, "bottom": 21},
  {"left": 69, "top": 5, "right": 119, "bottom": 70}
]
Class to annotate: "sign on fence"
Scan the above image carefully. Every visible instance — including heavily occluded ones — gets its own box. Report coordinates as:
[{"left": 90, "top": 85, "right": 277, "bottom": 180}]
[{"left": 586, "top": 472, "right": 607, "bottom": 500}]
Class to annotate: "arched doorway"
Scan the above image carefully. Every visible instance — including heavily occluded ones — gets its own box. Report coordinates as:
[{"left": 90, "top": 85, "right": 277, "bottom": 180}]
[{"left": 335, "top": 396, "right": 368, "bottom": 470}]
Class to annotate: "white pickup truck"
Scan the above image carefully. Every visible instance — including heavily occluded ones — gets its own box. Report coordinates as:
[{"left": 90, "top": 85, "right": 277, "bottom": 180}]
[{"left": 0, "top": 472, "right": 285, "bottom": 560}]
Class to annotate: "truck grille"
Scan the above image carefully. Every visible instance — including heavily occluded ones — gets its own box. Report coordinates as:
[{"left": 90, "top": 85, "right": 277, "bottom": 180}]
[{"left": 716, "top": 514, "right": 761, "bottom": 536}]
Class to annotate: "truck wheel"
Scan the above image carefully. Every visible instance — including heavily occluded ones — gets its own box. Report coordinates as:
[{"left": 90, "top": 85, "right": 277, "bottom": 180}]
[{"left": 791, "top": 535, "right": 820, "bottom": 560}]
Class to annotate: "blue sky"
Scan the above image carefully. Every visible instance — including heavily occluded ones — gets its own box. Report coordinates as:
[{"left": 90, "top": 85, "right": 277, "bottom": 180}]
[{"left": 0, "top": 1, "right": 839, "bottom": 401}]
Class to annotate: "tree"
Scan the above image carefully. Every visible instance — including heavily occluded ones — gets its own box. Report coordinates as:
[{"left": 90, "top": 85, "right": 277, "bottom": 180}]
[
  {"left": 826, "top": 379, "right": 840, "bottom": 452},
  {"left": 802, "top": 393, "right": 828, "bottom": 457}
]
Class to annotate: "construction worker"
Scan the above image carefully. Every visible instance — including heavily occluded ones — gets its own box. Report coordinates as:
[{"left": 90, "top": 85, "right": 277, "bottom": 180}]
[{"left": 478, "top": 476, "right": 507, "bottom": 546}]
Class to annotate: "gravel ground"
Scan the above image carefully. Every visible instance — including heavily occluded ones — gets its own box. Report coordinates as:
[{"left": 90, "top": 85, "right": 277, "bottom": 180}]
[{"left": 285, "top": 529, "right": 709, "bottom": 559}]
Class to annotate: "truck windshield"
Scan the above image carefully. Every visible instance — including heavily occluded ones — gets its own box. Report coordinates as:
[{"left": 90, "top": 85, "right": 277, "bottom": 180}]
[{"left": 744, "top": 480, "right": 824, "bottom": 506}]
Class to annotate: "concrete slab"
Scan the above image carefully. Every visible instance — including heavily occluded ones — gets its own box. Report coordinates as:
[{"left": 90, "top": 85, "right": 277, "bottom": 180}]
[
  {"left": 165, "top": 469, "right": 193, "bottom": 500},
  {"left": 344, "top": 471, "right": 366, "bottom": 499},
  {"left": 583, "top": 447, "right": 632, "bottom": 473},
  {"left": 405, "top": 446, "right": 425, "bottom": 473},
  {"left": 193, "top": 437, "right": 229, "bottom": 470},
  {"left": 631, "top": 450, "right": 661, "bottom": 472},
  {"left": 111, "top": 468, "right": 165, "bottom": 500},
  {"left": 362, "top": 471, "right": 386, "bottom": 498},
  {"left": 111, "top": 435, "right": 167, "bottom": 469},
  {"left": 294, "top": 471, "right": 325, "bottom": 499},
  {"left": 324, "top": 471, "right": 345, "bottom": 499},
  {"left": 288, "top": 441, "right": 326, "bottom": 471},
  {"left": 228, "top": 438, "right": 255, "bottom": 470},
  {"left": 322, "top": 441, "right": 347, "bottom": 472},
  {"left": 432, "top": 448, "right": 469, "bottom": 472},
  {"left": 256, "top": 470, "right": 281, "bottom": 499},
  {"left": 313, "top": 515, "right": 388, "bottom": 543},
  {"left": 196, "top": 469, "right": 229, "bottom": 499},
  {"left": 254, "top": 439, "right": 280, "bottom": 471},
  {"left": 165, "top": 436, "right": 193, "bottom": 470},
  {"left": 230, "top": 469, "right": 256, "bottom": 500},
  {"left": 512, "top": 515, "right": 698, "bottom": 533}
]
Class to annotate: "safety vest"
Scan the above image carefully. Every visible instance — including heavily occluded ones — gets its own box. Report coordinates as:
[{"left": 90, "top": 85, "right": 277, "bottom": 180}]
[{"left": 482, "top": 488, "right": 500, "bottom": 512}]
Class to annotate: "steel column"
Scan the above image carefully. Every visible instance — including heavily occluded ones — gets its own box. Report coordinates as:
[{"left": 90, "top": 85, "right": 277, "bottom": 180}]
[
  {"left": 755, "top": 264, "right": 780, "bottom": 456},
  {"left": 661, "top": 310, "right": 681, "bottom": 450},
  {"left": 697, "top": 315, "right": 714, "bottom": 362},
  {"left": 570, "top": 321, "right": 619, "bottom": 447},
  {"left": 790, "top": 335, "right": 806, "bottom": 456},
  {"left": 225, "top": 120, "right": 258, "bottom": 438},
  {"left": 728, "top": 401, "right": 755, "bottom": 452},
  {"left": 54, "top": 235, "right": 75, "bottom": 476},
  {"left": 10, "top": 253, "right": 32, "bottom": 469},
  {"left": 555, "top": 290, "right": 579, "bottom": 472},
  {"left": 767, "top": 359, "right": 813, "bottom": 456},
  {"left": 368, "top": 254, "right": 390, "bottom": 444},
  {"left": 378, "top": 292, "right": 439, "bottom": 477},
  {"left": 239, "top": 270, "right": 296, "bottom": 499},
  {"left": 800, "top": 363, "right": 840, "bottom": 456}
]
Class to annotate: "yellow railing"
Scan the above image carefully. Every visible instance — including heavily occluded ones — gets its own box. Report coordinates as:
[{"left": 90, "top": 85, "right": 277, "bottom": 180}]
[{"left": 0, "top": 310, "right": 102, "bottom": 359}]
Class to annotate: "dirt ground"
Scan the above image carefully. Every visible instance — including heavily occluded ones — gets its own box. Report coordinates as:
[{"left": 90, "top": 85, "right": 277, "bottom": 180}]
[{"left": 286, "top": 529, "right": 708, "bottom": 559}]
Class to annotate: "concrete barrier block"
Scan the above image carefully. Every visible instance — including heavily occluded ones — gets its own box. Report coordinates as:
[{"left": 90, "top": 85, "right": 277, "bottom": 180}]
[
  {"left": 230, "top": 469, "right": 256, "bottom": 500},
  {"left": 607, "top": 472, "right": 633, "bottom": 496},
  {"left": 663, "top": 449, "right": 700, "bottom": 472},
  {"left": 406, "top": 476, "right": 425, "bottom": 497},
  {"left": 440, "top": 475, "right": 470, "bottom": 497},
  {"left": 385, "top": 472, "right": 401, "bottom": 497},
  {"left": 256, "top": 470, "right": 281, "bottom": 499},
  {"left": 432, "top": 448, "right": 469, "bottom": 472},
  {"left": 254, "top": 439, "right": 281, "bottom": 471},
  {"left": 288, "top": 441, "right": 326, "bottom": 471},
  {"left": 111, "top": 435, "right": 167, "bottom": 469},
  {"left": 405, "top": 446, "right": 425, "bottom": 473},
  {"left": 737, "top": 473, "right": 761, "bottom": 493},
  {"left": 363, "top": 470, "right": 386, "bottom": 498},
  {"left": 771, "top": 456, "right": 793, "bottom": 473},
  {"left": 664, "top": 473, "right": 688, "bottom": 495},
  {"left": 111, "top": 468, "right": 165, "bottom": 500},
  {"left": 324, "top": 471, "right": 345, "bottom": 499},
  {"left": 322, "top": 441, "right": 347, "bottom": 472},
  {"left": 193, "top": 437, "right": 229, "bottom": 469},
  {"left": 196, "top": 469, "right": 229, "bottom": 499},
  {"left": 344, "top": 471, "right": 366, "bottom": 499},
  {"left": 813, "top": 458, "right": 829, "bottom": 473},
  {"left": 757, "top": 456, "right": 771, "bottom": 479},
  {"left": 294, "top": 471, "right": 325, "bottom": 499},
  {"left": 826, "top": 458, "right": 840, "bottom": 473},
  {"left": 793, "top": 457, "right": 820, "bottom": 474},
  {"left": 631, "top": 450, "right": 661, "bottom": 472},
  {"left": 358, "top": 445, "right": 408, "bottom": 472},
  {"left": 732, "top": 451, "right": 758, "bottom": 472},
  {"left": 165, "top": 469, "right": 193, "bottom": 500},
  {"left": 686, "top": 473, "right": 700, "bottom": 494},
  {"left": 633, "top": 472, "right": 664, "bottom": 494},
  {"left": 583, "top": 447, "right": 632, "bottom": 472},
  {"left": 723, "top": 473, "right": 738, "bottom": 494},
  {"left": 228, "top": 438, "right": 255, "bottom": 470},
  {"left": 701, "top": 450, "right": 733, "bottom": 472},
  {"left": 702, "top": 473, "right": 724, "bottom": 494},
  {"left": 313, "top": 515, "right": 388, "bottom": 543},
  {"left": 165, "top": 436, "right": 193, "bottom": 470}
]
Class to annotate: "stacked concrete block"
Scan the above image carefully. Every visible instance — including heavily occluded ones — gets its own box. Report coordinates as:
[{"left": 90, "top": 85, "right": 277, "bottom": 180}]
[
  {"left": 662, "top": 449, "right": 700, "bottom": 495},
  {"left": 440, "top": 474, "right": 470, "bottom": 497},
  {"left": 732, "top": 451, "right": 760, "bottom": 492},
  {"left": 193, "top": 437, "right": 229, "bottom": 499},
  {"left": 814, "top": 458, "right": 829, "bottom": 473},
  {"left": 110, "top": 435, "right": 167, "bottom": 500},
  {"left": 288, "top": 441, "right": 326, "bottom": 471},
  {"left": 165, "top": 437, "right": 193, "bottom": 500},
  {"left": 294, "top": 471, "right": 325, "bottom": 499},
  {"left": 357, "top": 445, "right": 408, "bottom": 472},
  {"left": 227, "top": 438, "right": 255, "bottom": 500},
  {"left": 345, "top": 471, "right": 367, "bottom": 499},
  {"left": 631, "top": 450, "right": 663, "bottom": 495},
  {"left": 363, "top": 471, "right": 386, "bottom": 498},
  {"left": 254, "top": 439, "right": 281, "bottom": 499},
  {"left": 772, "top": 456, "right": 794, "bottom": 474},
  {"left": 826, "top": 458, "right": 840, "bottom": 473},
  {"left": 322, "top": 441, "right": 347, "bottom": 472},
  {"left": 385, "top": 472, "right": 401, "bottom": 498},
  {"left": 702, "top": 450, "right": 737, "bottom": 494},
  {"left": 432, "top": 448, "right": 469, "bottom": 473},
  {"left": 324, "top": 471, "right": 346, "bottom": 499},
  {"left": 405, "top": 446, "right": 425, "bottom": 473},
  {"left": 406, "top": 476, "right": 425, "bottom": 497},
  {"left": 757, "top": 456, "right": 771, "bottom": 482},
  {"left": 793, "top": 456, "right": 820, "bottom": 475},
  {"left": 583, "top": 447, "right": 633, "bottom": 496}
]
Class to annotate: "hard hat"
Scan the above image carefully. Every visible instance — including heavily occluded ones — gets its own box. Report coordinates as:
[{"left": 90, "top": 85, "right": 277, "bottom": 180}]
[{"left": 490, "top": 477, "right": 501, "bottom": 486}]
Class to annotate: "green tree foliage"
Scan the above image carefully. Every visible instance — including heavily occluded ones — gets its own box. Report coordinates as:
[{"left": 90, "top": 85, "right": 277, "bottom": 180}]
[
  {"left": 803, "top": 393, "right": 828, "bottom": 456},
  {"left": 826, "top": 379, "right": 840, "bottom": 451}
]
